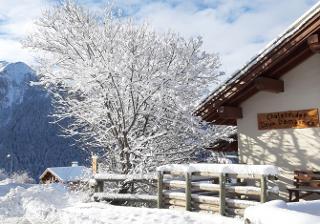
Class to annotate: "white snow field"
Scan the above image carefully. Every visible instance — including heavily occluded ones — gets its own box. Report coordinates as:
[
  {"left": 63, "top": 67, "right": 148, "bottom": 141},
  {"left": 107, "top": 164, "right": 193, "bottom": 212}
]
[
  {"left": 0, "top": 178, "right": 242, "bottom": 224},
  {"left": 244, "top": 200, "right": 320, "bottom": 224},
  {"left": 2, "top": 173, "right": 319, "bottom": 224}
]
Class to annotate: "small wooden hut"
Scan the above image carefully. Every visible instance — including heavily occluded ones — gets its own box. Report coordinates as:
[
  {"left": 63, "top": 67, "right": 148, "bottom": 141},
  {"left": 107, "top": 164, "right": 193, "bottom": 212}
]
[{"left": 39, "top": 162, "right": 92, "bottom": 185}]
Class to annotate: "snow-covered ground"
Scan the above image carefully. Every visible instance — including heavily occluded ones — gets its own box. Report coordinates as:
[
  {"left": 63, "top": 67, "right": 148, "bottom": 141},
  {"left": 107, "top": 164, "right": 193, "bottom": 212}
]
[
  {"left": 0, "top": 177, "right": 242, "bottom": 224},
  {"left": 245, "top": 200, "right": 320, "bottom": 224},
  {"left": 2, "top": 172, "right": 319, "bottom": 224}
]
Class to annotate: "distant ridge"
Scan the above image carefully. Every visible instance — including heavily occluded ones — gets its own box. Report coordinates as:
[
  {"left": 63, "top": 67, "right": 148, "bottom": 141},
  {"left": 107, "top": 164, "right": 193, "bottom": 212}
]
[{"left": 0, "top": 61, "right": 89, "bottom": 180}]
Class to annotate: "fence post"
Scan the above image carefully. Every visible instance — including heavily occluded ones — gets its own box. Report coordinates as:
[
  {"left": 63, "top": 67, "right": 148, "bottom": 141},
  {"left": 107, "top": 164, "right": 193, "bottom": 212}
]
[
  {"left": 157, "top": 171, "right": 164, "bottom": 208},
  {"left": 95, "top": 180, "right": 104, "bottom": 193},
  {"left": 92, "top": 155, "right": 98, "bottom": 175},
  {"left": 185, "top": 172, "right": 192, "bottom": 211},
  {"left": 219, "top": 173, "right": 226, "bottom": 215},
  {"left": 260, "top": 175, "right": 267, "bottom": 203}
]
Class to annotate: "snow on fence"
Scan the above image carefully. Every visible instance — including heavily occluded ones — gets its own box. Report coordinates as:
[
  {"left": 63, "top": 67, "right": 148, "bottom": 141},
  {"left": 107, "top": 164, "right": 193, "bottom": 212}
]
[
  {"left": 93, "top": 173, "right": 157, "bottom": 202},
  {"left": 156, "top": 164, "right": 279, "bottom": 216},
  {"left": 92, "top": 164, "right": 279, "bottom": 217}
]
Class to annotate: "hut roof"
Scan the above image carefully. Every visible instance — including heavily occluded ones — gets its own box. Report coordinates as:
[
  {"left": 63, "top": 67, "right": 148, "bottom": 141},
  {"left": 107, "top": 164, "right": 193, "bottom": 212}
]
[{"left": 39, "top": 165, "right": 92, "bottom": 183}]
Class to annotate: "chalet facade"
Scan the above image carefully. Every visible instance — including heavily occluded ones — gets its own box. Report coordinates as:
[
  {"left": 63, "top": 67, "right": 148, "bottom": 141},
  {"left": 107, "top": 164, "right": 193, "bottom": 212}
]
[
  {"left": 196, "top": 3, "right": 320, "bottom": 199},
  {"left": 39, "top": 161, "right": 92, "bottom": 185}
]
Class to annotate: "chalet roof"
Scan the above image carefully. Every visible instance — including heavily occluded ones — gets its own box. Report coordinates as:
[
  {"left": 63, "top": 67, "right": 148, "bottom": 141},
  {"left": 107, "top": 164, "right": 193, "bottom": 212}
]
[
  {"left": 39, "top": 165, "right": 92, "bottom": 183},
  {"left": 195, "top": 2, "right": 320, "bottom": 125}
]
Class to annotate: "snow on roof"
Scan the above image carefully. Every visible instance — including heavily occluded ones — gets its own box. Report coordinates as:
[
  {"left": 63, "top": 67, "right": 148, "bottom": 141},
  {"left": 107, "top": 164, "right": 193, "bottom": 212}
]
[
  {"left": 40, "top": 166, "right": 92, "bottom": 183},
  {"left": 157, "top": 163, "right": 279, "bottom": 176},
  {"left": 197, "top": 1, "right": 320, "bottom": 110}
]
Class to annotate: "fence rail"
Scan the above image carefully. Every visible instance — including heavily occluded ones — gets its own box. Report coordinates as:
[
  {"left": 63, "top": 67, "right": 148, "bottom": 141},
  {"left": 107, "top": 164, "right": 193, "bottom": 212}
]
[
  {"left": 94, "top": 192, "right": 157, "bottom": 202},
  {"left": 93, "top": 173, "right": 157, "bottom": 203}
]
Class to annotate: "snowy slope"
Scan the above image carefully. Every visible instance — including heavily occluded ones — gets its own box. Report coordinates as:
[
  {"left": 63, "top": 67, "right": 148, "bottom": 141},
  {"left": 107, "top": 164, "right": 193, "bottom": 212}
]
[
  {"left": 0, "top": 62, "right": 34, "bottom": 125},
  {"left": 0, "top": 62, "right": 40, "bottom": 114},
  {"left": 0, "top": 61, "right": 89, "bottom": 180}
]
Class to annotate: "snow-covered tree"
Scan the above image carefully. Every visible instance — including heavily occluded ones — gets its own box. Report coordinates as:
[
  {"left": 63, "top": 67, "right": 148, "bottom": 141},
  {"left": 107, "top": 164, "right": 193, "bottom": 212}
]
[{"left": 25, "top": 1, "right": 233, "bottom": 175}]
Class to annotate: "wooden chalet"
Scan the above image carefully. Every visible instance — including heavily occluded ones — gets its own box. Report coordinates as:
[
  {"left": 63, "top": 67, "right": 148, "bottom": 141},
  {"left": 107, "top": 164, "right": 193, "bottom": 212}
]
[
  {"left": 39, "top": 161, "right": 92, "bottom": 186},
  {"left": 196, "top": 2, "right": 320, "bottom": 199}
]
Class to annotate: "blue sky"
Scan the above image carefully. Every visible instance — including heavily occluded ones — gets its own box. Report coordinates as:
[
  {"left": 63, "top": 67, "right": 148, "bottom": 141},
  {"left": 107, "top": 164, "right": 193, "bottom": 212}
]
[{"left": 0, "top": 0, "right": 319, "bottom": 75}]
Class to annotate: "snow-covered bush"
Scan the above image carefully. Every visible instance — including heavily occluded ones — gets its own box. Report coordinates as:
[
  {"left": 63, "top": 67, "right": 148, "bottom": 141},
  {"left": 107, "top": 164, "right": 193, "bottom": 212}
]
[
  {"left": 25, "top": 1, "right": 233, "bottom": 179},
  {"left": 0, "top": 169, "right": 7, "bottom": 181},
  {"left": 10, "top": 171, "right": 35, "bottom": 184}
]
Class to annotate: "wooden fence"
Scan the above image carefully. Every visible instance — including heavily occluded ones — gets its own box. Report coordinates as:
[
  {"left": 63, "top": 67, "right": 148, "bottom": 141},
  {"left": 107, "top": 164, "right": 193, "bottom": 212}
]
[
  {"left": 156, "top": 166, "right": 278, "bottom": 216},
  {"left": 92, "top": 164, "right": 278, "bottom": 217},
  {"left": 93, "top": 173, "right": 157, "bottom": 203}
]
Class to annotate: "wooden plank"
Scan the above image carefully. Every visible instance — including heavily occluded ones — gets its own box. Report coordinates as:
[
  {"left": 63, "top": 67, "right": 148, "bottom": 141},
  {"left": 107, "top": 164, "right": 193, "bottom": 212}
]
[
  {"left": 254, "top": 77, "right": 284, "bottom": 93},
  {"left": 157, "top": 171, "right": 164, "bottom": 208},
  {"left": 163, "top": 191, "right": 220, "bottom": 205},
  {"left": 162, "top": 180, "right": 185, "bottom": 189},
  {"left": 308, "top": 33, "right": 320, "bottom": 53},
  {"left": 163, "top": 180, "right": 220, "bottom": 192},
  {"left": 93, "top": 193, "right": 157, "bottom": 202},
  {"left": 219, "top": 173, "right": 226, "bottom": 215},
  {"left": 193, "top": 203, "right": 220, "bottom": 212},
  {"left": 226, "top": 186, "right": 261, "bottom": 196},
  {"left": 185, "top": 172, "right": 192, "bottom": 211},
  {"left": 217, "top": 106, "right": 243, "bottom": 119},
  {"left": 162, "top": 191, "right": 187, "bottom": 200},
  {"left": 257, "top": 108, "right": 320, "bottom": 130},
  {"left": 94, "top": 173, "right": 157, "bottom": 181},
  {"left": 260, "top": 176, "right": 267, "bottom": 203},
  {"left": 162, "top": 171, "right": 186, "bottom": 176}
]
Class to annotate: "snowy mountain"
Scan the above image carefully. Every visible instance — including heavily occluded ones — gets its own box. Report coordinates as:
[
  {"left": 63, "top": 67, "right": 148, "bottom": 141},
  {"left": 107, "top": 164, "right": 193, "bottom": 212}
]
[{"left": 0, "top": 61, "right": 89, "bottom": 180}]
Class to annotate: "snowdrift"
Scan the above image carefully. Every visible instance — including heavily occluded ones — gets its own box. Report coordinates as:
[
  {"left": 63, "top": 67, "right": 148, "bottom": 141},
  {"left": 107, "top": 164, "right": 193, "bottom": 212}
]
[
  {"left": 244, "top": 200, "right": 320, "bottom": 224},
  {"left": 0, "top": 182, "right": 72, "bottom": 223},
  {"left": 0, "top": 178, "right": 241, "bottom": 224}
]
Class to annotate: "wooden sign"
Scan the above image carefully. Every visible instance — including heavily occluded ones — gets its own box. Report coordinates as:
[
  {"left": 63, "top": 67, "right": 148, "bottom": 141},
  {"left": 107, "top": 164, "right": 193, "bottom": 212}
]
[{"left": 257, "top": 108, "right": 320, "bottom": 130}]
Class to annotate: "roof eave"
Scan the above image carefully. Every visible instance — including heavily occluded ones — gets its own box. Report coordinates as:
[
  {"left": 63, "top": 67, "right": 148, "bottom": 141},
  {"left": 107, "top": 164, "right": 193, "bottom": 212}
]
[{"left": 195, "top": 5, "right": 320, "bottom": 125}]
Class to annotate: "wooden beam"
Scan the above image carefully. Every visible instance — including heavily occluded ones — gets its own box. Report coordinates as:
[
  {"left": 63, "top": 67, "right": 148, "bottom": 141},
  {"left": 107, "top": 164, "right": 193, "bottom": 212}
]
[
  {"left": 157, "top": 171, "right": 164, "bottom": 208},
  {"left": 185, "top": 172, "right": 192, "bottom": 211},
  {"left": 260, "top": 175, "right": 267, "bottom": 203},
  {"left": 217, "top": 106, "right": 242, "bottom": 119},
  {"left": 219, "top": 173, "right": 226, "bottom": 215},
  {"left": 308, "top": 33, "right": 320, "bottom": 53},
  {"left": 254, "top": 77, "right": 284, "bottom": 93}
]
